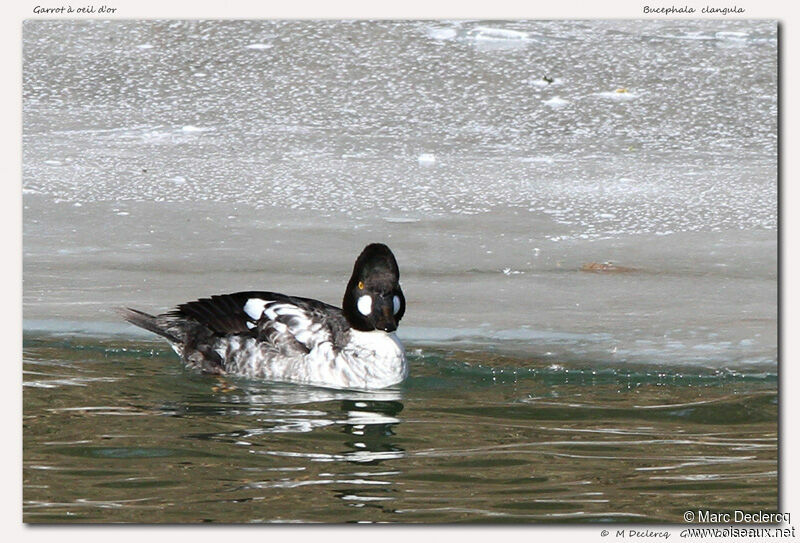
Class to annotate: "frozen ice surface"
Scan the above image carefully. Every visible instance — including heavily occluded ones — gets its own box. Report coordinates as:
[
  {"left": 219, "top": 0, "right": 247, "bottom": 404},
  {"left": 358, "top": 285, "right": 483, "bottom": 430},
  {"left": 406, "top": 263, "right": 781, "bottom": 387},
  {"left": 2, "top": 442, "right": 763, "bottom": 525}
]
[
  {"left": 417, "top": 153, "right": 436, "bottom": 165},
  {"left": 22, "top": 20, "right": 777, "bottom": 369},
  {"left": 592, "top": 90, "right": 638, "bottom": 100},
  {"left": 469, "top": 26, "right": 531, "bottom": 41},
  {"left": 426, "top": 26, "right": 458, "bottom": 41},
  {"left": 543, "top": 96, "right": 568, "bottom": 107}
]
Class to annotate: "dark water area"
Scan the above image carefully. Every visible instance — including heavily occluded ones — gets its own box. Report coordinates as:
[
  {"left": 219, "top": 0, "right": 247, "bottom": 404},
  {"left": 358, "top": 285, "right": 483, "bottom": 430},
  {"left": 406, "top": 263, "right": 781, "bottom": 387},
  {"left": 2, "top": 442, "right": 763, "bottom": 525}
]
[{"left": 23, "top": 334, "right": 777, "bottom": 523}]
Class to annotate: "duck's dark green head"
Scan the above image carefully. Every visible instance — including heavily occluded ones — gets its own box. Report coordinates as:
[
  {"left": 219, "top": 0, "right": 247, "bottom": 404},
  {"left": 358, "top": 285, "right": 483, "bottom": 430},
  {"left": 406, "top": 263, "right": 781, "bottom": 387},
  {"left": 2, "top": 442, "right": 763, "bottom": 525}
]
[{"left": 342, "top": 243, "right": 405, "bottom": 332}]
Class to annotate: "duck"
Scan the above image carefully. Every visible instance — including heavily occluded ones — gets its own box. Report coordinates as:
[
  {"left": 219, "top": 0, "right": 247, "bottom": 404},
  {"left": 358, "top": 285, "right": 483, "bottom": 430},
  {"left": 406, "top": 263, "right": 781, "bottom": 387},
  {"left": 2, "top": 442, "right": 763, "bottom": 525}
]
[{"left": 118, "top": 243, "right": 407, "bottom": 390}]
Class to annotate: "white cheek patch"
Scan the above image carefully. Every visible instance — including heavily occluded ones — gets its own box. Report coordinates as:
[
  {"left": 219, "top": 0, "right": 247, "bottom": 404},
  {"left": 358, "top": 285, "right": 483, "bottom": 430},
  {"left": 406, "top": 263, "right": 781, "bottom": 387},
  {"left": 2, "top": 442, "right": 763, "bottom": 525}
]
[
  {"left": 393, "top": 295, "right": 401, "bottom": 315},
  {"left": 357, "top": 295, "right": 373, "bottom": 316}
]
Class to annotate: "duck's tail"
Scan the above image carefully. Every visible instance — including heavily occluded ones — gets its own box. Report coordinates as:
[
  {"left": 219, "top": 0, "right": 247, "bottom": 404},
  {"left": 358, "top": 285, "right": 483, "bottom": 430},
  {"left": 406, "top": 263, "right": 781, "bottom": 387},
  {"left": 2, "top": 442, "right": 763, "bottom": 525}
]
[
  {"left": 116, "top": 306, "right": 226, "bottom": 374},
  {"left": 115, "top": 307, "right": 181, "bottom": 344}
]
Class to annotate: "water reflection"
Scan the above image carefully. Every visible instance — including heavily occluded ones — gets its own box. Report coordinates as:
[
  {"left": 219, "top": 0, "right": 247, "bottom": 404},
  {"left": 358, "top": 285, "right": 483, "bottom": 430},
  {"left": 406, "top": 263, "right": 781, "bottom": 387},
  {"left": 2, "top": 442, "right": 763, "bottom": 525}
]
[
  {"left": 339, "top": 400, "right": 405, "bottom": 465},
  {"left": 203, "top": 384, "right": 408, "bottom": 513},
  {"left": 224, "top": 382, "right": 405, "bottom": 406},
  {"left": 180, "top": 381, "right": 408, "bottom": 465}
]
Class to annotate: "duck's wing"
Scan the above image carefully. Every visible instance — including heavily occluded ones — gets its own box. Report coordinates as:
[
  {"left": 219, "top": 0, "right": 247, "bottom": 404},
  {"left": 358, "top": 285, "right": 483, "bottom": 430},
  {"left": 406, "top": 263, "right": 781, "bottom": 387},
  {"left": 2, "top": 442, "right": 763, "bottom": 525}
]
[{"left": 170, "top": 291, "right": 345, "bottom": 353}]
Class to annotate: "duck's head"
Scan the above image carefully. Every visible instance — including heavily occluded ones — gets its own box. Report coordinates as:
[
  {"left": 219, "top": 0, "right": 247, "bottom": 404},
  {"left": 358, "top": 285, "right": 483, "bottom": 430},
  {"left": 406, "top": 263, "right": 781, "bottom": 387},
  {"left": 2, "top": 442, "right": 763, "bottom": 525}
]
[{"left": 342, "top": 243, "right": 405, "bottom": 333}]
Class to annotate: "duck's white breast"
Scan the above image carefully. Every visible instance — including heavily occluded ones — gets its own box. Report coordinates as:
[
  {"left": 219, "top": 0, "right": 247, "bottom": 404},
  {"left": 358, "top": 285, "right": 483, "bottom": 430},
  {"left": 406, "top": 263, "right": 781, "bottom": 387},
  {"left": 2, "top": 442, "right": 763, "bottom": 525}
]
[
  {"left": 215, "top": 330, "right": 406, "bottom": 389},
  {"left": 330, "top": 330, "right": 407, "bottom": 389}
]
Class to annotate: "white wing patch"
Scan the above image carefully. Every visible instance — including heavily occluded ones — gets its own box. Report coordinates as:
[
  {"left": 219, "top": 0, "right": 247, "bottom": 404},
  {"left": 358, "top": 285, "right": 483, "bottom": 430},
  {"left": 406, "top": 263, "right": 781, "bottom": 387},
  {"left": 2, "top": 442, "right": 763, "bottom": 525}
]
[
  {"left": 264, "top": 303, "right": 306, "bottom": 321},
  {"left": 393, "top": 295, "right": 401, "bottom": 315},
  {"left": 244, "top": 298, "right": 270, "bottom": 320},
  {"left": 254, "top": 301, "right": 331, "bottom": 350}
]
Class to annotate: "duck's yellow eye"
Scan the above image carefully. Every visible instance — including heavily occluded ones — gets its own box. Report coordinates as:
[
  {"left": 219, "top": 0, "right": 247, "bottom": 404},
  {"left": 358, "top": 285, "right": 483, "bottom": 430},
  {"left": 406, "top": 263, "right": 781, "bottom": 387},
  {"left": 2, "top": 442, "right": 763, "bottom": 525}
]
[{"left": 358, "top": 281, "right": 364, "bottom": 290}]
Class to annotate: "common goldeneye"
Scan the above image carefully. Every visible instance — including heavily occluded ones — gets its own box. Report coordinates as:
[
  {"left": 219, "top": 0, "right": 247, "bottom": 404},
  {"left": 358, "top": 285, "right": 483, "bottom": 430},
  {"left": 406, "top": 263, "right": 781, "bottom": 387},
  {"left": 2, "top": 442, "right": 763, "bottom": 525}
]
[{"left": 119, "top": 243, "right": 407, "bottom": 389}]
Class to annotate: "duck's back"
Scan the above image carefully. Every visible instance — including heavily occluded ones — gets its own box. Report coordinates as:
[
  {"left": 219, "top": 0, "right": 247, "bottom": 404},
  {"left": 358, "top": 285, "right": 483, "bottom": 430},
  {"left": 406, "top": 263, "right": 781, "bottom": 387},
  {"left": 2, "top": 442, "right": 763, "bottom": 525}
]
[{"left": 122, "top": 291, "right": 348, "bottom": 375}]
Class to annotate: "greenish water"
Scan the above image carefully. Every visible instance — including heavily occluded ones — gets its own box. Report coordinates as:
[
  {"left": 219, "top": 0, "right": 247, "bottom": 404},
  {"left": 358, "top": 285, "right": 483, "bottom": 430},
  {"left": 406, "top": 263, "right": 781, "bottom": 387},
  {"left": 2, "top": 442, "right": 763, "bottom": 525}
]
[{"left": 23, "top": 333, "right": 777, "bottom": 523}]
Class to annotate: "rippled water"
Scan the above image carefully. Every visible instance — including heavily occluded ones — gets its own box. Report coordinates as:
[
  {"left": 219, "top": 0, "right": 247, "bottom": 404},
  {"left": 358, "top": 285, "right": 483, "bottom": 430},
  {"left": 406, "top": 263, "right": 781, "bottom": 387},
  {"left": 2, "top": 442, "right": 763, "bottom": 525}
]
[
  {"left": 22, "top": 19, "right": 777, "bottom": 523},
  {"left": 23, "top": 334, "right": 776, "bottom": 523}
]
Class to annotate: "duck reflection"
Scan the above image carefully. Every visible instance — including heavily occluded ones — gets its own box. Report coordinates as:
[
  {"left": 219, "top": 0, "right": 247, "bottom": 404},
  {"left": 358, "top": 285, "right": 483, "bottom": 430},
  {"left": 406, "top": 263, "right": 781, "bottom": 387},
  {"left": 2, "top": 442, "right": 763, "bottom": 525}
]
[
  {"left": 173, "top": 380, "right": 407, "bottom": 515},
  {"left": 338, "top": 399, "right": 405, "bottom": 465},
  {"left": 186, "top": 380, "right": 407, "bottom": 465}
]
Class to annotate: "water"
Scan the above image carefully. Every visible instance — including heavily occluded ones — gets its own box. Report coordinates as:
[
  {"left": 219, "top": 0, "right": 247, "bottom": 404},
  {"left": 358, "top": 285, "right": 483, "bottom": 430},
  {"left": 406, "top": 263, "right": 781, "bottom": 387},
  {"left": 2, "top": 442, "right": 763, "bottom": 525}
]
[
  {"left": 22, "top": 20, "right": 777, "bottom": 523},
  {"left": 24, "top": 334, "right": 776, "bottom": 523}
]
